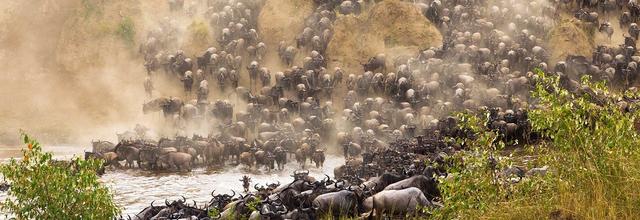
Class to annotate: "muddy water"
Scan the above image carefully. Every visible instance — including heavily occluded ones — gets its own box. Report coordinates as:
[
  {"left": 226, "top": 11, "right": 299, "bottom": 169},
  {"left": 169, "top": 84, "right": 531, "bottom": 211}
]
[{"left": 0, "top": 146, "right": 344, "bottom": 215}]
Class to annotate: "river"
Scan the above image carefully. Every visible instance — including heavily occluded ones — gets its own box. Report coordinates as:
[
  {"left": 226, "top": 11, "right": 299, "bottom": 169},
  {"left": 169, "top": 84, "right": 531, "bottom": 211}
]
[{"left": 0, "top": 145, "right": 345, "bottom": 216}]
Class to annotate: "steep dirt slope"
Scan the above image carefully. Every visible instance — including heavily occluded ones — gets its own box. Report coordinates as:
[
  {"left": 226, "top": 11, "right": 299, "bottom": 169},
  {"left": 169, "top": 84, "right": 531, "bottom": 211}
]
[
  {"left": 327, "top": 0, "right": 442, "bottom": 72},
  {"left": 0, "top": 0, "right": 164, "bottom": 145},
  {"left": 547, "top": 16, "right": 595, "bottom": 64},
  {"left": 258, "top": 0, "right": 315, "bottom": 47}
]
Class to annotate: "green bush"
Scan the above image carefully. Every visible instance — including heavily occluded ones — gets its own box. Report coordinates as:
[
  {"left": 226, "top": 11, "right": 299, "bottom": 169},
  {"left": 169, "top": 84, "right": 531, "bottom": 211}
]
[
  {"left": 0, "top": 134, "right": 120, "bottom": 219},
  {"left": 525, "top": 71, "right": 640, "bottom": 219},
  {"left": 81, "top": 0, "right": 102, "bottom": 18},
  {"left": 116, "top": 16, "right": 136, "bottom": 46},
  {"left": 187, "top": 20, "right": 212, "bottom": 52},
  {"left": 430, "top": 112, "right": 554, "bottom": 219},
  {"left": 432, "top": 70, "right": 640, "bottom": 219}
]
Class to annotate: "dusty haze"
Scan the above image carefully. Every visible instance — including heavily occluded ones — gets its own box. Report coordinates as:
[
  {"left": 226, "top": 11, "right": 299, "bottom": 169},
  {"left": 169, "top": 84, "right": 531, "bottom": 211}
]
[
  {"left": 0, "top": 0, "right": 170, "bottom": 146},
  {"left": 0, "top": 0, "right": 605, "bottom": 147}
]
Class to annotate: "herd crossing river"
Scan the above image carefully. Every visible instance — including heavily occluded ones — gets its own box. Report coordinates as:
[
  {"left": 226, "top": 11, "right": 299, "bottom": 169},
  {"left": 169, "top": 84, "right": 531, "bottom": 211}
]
[
  {"left": 0, "top": 146, "right": 344, "bottom": 216},
  {"left": 4, "top": 0, "right": 640, "bottom": 218}
]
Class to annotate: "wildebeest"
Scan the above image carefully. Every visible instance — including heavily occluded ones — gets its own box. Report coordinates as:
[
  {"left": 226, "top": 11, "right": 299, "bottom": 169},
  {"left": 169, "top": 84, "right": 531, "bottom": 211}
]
[
  {"left": 363, "top": 187, "right": 436, "bottom": 217},
  {"left": 361, "top": 53, "right": 386, "bottom": 73},
  {"left": 383, "top": 175, "right": 441, "bottom": 200},
  {"left": 157, "top": 152, "right": 193, "bottom": 172}
]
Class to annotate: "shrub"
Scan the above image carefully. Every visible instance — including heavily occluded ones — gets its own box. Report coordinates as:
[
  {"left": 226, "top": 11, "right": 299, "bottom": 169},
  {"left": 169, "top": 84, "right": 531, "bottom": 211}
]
[
  {"left": 525, "top": 71, "right": 640, "bottom": 219},
  {"left": 430, "top": 112, "right": 554, "bottom": 219},
  {"left": 116, "top": 16, "right": 136, "bottom": 46},
  {"left": 187, "top": 20, "right": 212, "bottom": 53},
  {"left": 432, "top": 70, "right": 640, "bottom": 219},
  {"left": 0, "top": 133, "right": 120, "bottom": 219},
  {"left": 81, "top": 0, "right": 102, "bottom": 18}
]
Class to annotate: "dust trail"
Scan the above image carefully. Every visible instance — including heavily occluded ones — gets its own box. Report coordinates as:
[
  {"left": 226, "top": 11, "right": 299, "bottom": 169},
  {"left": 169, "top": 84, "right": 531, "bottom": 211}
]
[{"left": 0, "top": 0, "right": 175, "bottom": 146}]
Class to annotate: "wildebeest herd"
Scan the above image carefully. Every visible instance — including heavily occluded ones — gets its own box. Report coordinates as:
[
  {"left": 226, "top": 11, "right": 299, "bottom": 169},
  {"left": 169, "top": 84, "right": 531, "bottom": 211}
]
[
  {"left": 86, "top": 131, "right": 324, "bottom": 172},
  {"left": 88, "top": 0, "right": 640, "bottom": 218},
  {"left": 120, "top": 137, "right": 450, "bottom": 220}
]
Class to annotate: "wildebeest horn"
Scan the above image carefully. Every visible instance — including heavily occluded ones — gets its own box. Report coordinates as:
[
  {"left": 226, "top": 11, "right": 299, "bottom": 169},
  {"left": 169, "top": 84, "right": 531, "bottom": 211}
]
[
  {"left": 193, "top": 200, "right": 197, "bottom": 208},
  {"left": 254, "top": 183, "right": 261, "bottom": 190},
  {"left": 150, "top": 200, "right": 156, "bottom": 208},
  {"left": 263, "top": 195, "right": 271, "bottom": 203},
  {"left": 259, "top": 205, "right": 275, "bottom": 216},
  {"left": 211, "top": 190, "right": 216, "bottom": 197},
  {"left": 165, "top": 199, "right": 170, "bottom": 206},
  {"left": 179, "top": 196, "right": 186, "bottom": 204},
  {"left": 300, "top": 202, "right": 318, "bottom": 212},
  {"left": 272, "top": 199, "right": 283, "bottom": 206},
  {"left": 361, "top": 183, "right": 369, "bottom": 192},
  {"left": 277, "top": 204, "right": 288, "bottom": 215},
  {"left": 324, "top": 174, "right": 330, "bottom": 182},
  {"left": 305, "top": 182, "right": 320, "bottom": 191},
  {"left": 229, "top": 190, "right": 236, "bottom": 198},
  {"left": 299, "top": 203, "right": 310, "bottom": 212}
]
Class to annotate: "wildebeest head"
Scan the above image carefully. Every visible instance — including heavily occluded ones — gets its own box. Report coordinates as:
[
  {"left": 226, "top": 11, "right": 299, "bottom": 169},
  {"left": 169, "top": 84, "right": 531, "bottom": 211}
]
[{"left": 143, "top": 97, "right": 169, "bottom": 114}]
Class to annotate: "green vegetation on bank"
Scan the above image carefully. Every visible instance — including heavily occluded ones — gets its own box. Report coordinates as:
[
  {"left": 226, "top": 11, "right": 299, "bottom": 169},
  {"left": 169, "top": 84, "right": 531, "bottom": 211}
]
[
  {"left": 432, "top": 71, "right": 640, "bottom": 219},
  {"left": 78, "top": 0, "right": 138, "bottom": 47},
  {"left": 185, "top": 20, "right": 212, "bottom": 54},
  {"left": 81, "top": 0, "right": 102, "bottom": 18},
  {"left": 116, "top": 16, "right": 136, "bottom": 46},
  {"left": 0, "top": 133, "right": 120, "bottom": 219}
]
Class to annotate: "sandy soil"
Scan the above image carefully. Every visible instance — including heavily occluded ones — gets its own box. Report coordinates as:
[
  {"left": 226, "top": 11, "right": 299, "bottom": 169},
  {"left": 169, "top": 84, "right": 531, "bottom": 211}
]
[
  {"left": 327, "top": 0, "right": 442, "bottom": 73},
  {"left": 0, "top": 0, "right": 172, "bottom": 145},
  {"left": 547, "top": 15, "right": 595, "bottom": 64}
]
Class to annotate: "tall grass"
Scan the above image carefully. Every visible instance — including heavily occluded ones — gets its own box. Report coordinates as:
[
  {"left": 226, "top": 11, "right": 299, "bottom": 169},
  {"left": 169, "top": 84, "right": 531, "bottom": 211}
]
[
  {"left": 432, "top": 71, "right": 640, "bottom": 219},
  {"left": 526, "top": 72, "right": 640, "bottom": 219}
]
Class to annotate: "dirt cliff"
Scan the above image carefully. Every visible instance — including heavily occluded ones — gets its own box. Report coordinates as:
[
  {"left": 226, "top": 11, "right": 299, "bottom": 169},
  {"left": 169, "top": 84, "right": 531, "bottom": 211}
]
[
  {"left": 0, "top": 0, "right": 164, "bottom": 145},
  {"left": 547, "top": 16, "right": 594, "bottom": 64},
  {"left": 327, "top": 0, "right": 442, "bottom": 72},
  {"left": 258, "top": 0, "right": 315, "bottom": 47}
]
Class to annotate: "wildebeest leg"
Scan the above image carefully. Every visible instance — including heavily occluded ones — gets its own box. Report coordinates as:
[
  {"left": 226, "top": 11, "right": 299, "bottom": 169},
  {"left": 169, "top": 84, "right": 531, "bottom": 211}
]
[{"left": 111, "top": 161, "right": 121, "bottom": 169}]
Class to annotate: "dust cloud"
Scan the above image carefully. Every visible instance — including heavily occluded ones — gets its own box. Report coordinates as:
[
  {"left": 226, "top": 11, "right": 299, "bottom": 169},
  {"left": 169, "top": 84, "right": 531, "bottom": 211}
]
[
  {"left": 0, "top": 0, "right": 172, "bottom": 146},
  {"left": 0, "top": 0, "right": 613, "bottom": 148}
]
